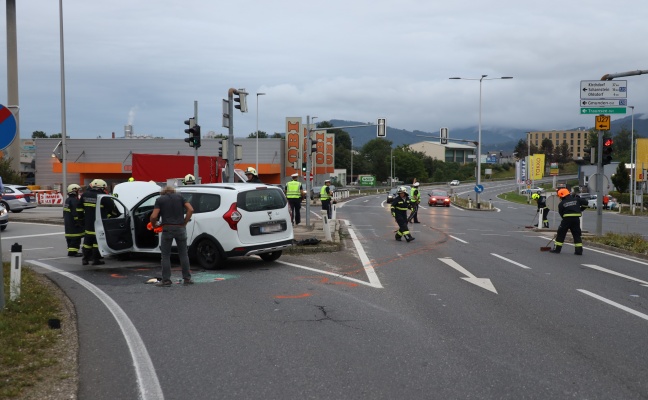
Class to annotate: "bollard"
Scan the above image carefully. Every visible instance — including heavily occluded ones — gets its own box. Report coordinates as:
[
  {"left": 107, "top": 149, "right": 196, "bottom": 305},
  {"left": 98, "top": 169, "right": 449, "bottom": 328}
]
[
  {"left": 468, "top": 199, "right": 472, "bottom": 208},
  {"left": 321, "top": 211, "right": 332, "bottom": 241},
  {"left": 537, "top": 212, "right": 543, "bottom": 229},
  {"left": 10, "top": 243, "right": 22, "bottom": 301},
  {"left": 331, "top": 203, "right": 337, "bottom": 220}
]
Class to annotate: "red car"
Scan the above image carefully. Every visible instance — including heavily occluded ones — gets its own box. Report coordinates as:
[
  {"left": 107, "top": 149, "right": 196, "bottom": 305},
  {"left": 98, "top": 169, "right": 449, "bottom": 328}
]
[{"left": 428, "top": 190, "right": 451, "bottom": 207}]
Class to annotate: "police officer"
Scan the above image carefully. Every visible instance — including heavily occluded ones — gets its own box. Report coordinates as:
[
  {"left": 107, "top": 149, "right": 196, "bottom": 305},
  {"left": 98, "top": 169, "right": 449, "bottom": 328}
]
[
  {"left": 409, "top": 182, "right": 421, "bottom": 223},
  {"left": 532, "top": 192, "right": 549, "bottom": 228},
  {"left": 285, "top": 173, "right": 304, "bottom": 225},
  {"left": 245, "top": 167, "right": 262, "bottom": 183},
  {"left": 80, "top": 179, "right": 109, "bottom": 265},
  {"left": 320, "top": 179, "right": 333, "bottom": 219},
  {"left": 551, "top": 188, "right": 587, "bottom": 255},
  {"left": 183, "top": 174, "right": 196, "bottom": 185},
  {"left": 391, "top": 186, "right": 415, "bottom": 242},
  {"left": 63, "top": 184, "right": 84, "bottom": 257}
]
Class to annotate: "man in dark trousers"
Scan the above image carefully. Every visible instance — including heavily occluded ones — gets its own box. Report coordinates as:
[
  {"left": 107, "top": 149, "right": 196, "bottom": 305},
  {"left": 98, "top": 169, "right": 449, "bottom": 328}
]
[
  {"left": 532, "top": 192, "right": 549, "bottom": 228},
  {"left": 285, "top": 173, "right": 304, "bottom": 225},
  {"left": 551, "top": 188, "right": 587, "bottom": 255},
  {"left": 63, "top": 184, "right": 84, "bottom": 257},
  {"left": 79, "top": 179, "right": 109, "bottom": 265},
  {"left": 320, "top": 179, "right": 334, "bottom": 219},
  {"left": 150, "top": 186, "right": 194, "bottom": 287},
  {"left": 409, "top": 182, "right": 421, "bottom": 223},
  {"left": 391, "top": 186, "right": 415, "bottom": 242}
]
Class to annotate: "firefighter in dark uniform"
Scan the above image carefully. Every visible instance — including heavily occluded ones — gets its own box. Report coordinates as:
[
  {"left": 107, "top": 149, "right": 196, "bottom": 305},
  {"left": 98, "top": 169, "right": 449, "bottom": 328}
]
[
  {"left": 391, "top": 186, "right": 415, "bottom": 242},
  {"left": 63, "top": 184, "right": 84, "bottom": 257},
  {"left": 245, "top": 167, "right": 263, "bottom": 183},
  {"left": 285, "top": 173, "right": 304, "bottom": 225},
  {"left": 409, "top": 182, "right": 421, "bottom": 223},
  {"left": 183, "top": 174, "right": 196, "bottom": 185},
  {"left": 80, "top": 179, "right": 109, "bottom": 265},
  {"left": 551, "top": 188, "right": 587, "bottom": 255},
  {"left": 532, "top": 192, "right": 549, "bottom": 228}
]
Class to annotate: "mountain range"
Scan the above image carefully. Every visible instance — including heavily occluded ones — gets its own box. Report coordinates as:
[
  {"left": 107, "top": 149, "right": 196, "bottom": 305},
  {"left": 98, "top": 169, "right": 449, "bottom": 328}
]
[{"left": 331, "top": 114, "right": 647, "bottom": 152}]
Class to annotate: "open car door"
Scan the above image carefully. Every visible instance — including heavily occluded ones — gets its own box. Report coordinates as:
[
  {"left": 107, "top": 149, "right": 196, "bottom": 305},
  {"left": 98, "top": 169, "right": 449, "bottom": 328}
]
[{"left": 95, "top": 194, "right": 133, "bottom": 256}]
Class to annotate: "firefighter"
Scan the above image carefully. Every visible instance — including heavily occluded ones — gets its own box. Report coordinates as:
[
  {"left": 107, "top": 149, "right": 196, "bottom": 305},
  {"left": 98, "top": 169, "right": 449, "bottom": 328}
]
[
  {"left": 63, "top": 184, "right": 84, "bottom": 257},
  {"left": 550, "top": 188, "right": 587, "bottom": 255},
  {"left": 532, "top": 192, "right": 549, "bottom": 228},
  {"left": 183, "top": 174, "right": 196, "bottom": 185},
  {"left": 391, "top": 186, "right": 415, "bottom": 242},
  {"left": 245, "top": 167, "right": 262, "bottom": 183},
  {"left": 285, "top": 173, "right": 304, "bottom": 225},
  {"left": 409, "top": 182, "right": 421, "bottom": 223},
  {"left": 80, "top": 179, "right": 110, "bottom": 265}
]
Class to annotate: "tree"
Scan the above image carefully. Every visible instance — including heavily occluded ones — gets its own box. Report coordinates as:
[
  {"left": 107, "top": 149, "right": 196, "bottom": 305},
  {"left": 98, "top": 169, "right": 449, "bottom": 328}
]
[
  {"left": 247, "top": 131, "right": 268, "bottom": 139},
  {"left": 540, "top": 138, "right": 554, "bottom": 162},
  {"left": 513, "top": 139, "right": 539, "bottom": 159},
  {"left": 611, "top": 162, "right": 630, "bottom": 193},
  {"left": 0, "top": 157, "right": 24, "bottom": 184},
  {"left": 613, "top": 126, "right": 632, "bottom": 163},
  {"left": 556, "top": 142, "right": 572, "bottom": 164},
  {"left": 360, "top": 138, "right": 393, "bottom": 181},
  {"left": 50, "top": 133, "right": 63, "bottom": 138},
  {"left": 32, "top": 131, "right": 48, "bottom": 138}
]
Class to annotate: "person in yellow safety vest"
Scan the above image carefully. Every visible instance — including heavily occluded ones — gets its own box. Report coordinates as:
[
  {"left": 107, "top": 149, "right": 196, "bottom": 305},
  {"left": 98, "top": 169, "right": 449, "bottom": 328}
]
[
  {"left": 532, "top": 193, "right": 549, "bottom": 228},
  {"left": 391, "top": 186, "right": 415, "bottom": 242},
  {"left": 550, "top": 188, "right": 587, "bottom": 255},
  {"left": 285, "top": 173, "right": 305, "bottom": 225},
  {"left": 320, "top": 179, "right": 333, "bottom": 219},
  {"left": 409, "top": 182, "right": 421, "bottom": 223}
]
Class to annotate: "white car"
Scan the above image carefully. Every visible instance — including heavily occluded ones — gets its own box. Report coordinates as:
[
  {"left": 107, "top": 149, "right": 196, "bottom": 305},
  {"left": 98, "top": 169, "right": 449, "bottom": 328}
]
[
  {"left": 96, "top": 182, "right": 294, "bottom": 269},
  {"left": 449, "top": 180, "right": 460, "bottom": 186},
  {"left": 520, "top": 187, "right": 543, "bottom": 195}
]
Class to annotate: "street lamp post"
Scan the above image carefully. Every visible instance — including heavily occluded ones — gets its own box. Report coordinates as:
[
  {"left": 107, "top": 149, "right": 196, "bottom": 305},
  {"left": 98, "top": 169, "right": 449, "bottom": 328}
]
[
  {"left": 629, "top": 105, "right": 635, "bottom": 215},
  {"left": 350, "top": 137, "right": 354, "bottom": 186},
  {"left": 255, "top": 92, "right": 266, "bottom": 174},
  {"left": 450, "top": 75, "right": 513, "bottom": 208}
]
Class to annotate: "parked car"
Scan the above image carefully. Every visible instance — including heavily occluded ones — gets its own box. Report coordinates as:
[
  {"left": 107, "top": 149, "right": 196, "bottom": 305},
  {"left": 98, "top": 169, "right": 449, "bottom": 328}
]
[
  {"left": 0, "top": 203, "right": 8, "bottom": 231},
  {"left": 100, "top": 182, "right": 294, "bottom": 269},
  {"left": 1, "top": 184, "right": 38, "bottom": 213},
  {"left": 449, "top": 180, "right": 460, "bottom": 186},
  {"left": 588, "top": 196, "right": 617, "bottom": 210},
  {"left": 386, "top": 186, "right": 410, "bottom": 203},
  {"left": 428, "top": 190, "right": 451, "bottom": 207},
  {"left": 519, "top": 187, "right": 543, "bottom": 195}
]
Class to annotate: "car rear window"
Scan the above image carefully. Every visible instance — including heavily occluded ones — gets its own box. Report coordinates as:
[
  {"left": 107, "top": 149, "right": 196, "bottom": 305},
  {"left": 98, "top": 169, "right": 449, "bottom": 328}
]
[{"left": 237, "top": 188, "right": 287, "bottom": 212}]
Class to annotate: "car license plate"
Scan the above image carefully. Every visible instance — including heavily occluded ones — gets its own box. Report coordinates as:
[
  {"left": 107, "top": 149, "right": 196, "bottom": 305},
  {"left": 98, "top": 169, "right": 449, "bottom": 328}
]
[{"left": 260, "top": 223, "right": 282, "bottom": 233}]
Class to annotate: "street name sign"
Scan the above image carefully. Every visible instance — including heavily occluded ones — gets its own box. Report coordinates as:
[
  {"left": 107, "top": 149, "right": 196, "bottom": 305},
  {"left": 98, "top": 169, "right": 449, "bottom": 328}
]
[
  {"left": 581, "top": 99, "right": 627, "bottom": 107},
  {"left": 580, "top": 80, "right": 627, "bottom": 99},
  {"left": 580, "top": 107, "right": 626, "bottom": 114}
]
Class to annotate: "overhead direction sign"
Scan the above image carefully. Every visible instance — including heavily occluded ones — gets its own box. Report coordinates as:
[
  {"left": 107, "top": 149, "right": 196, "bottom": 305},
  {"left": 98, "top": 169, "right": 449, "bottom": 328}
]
[
  {"left": 580, "top": 107, "right": 626, "bottom": 114},
  {"left": 580, "top": 80, "right": 627, "bottom": 99},
  {"left": 581, "top": 99, "right": 627, "bottom": 107},
  {"left": 595, "top": 115, "right": 611, "bottom": 131}
]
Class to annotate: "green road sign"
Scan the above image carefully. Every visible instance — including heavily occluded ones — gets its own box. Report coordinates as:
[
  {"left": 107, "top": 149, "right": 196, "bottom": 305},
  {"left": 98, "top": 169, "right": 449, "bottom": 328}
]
[{"left": 580, "top": 107, "right": 626, "bottom": 114}]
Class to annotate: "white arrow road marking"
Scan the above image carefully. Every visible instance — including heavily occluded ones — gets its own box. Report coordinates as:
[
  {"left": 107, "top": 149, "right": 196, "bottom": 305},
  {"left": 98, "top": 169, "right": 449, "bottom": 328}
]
[
  {"left": 577, "top": 289, "right": 648, "bottom": 322},
  {"left": 438, "top": 257, "right": 498, "bottom": 294},
  {"left": 582, "top": 264, "right": 648, "bottom": 286},
  {"left": 491, "top": 253, "right": 531, "bottom": 269},
  {"left": 449, "top": 235, "right": 468, "bottom": 244}
]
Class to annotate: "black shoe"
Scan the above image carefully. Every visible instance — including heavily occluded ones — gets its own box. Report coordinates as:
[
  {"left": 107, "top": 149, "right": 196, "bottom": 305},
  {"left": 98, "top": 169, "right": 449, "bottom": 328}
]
[
  {"left": 91, "top": 260, "right": 105, "bottom": 266},
  {"left": 82, "top": 259, "right": 89, "bottom": 266},
  {"left": 68, "top": 253, "right": 83, "bottom": 257},
  {"left": 183, "top": 278, "right": 194, "bottom": 285},
  {"left": 405, "top": 234, "right": 415, "bottom": 242},
  {"left": 549, "top": 249, "right": 561, "bottom": 254},
  {"left": 413, "top": 221, "right": 420, "bottom": 224},
  {"left": 155, "top": 280, "right": 172, "bottom": 287},
  {"left": 395, "top": 233, "right": 402, "bottom": 241}
]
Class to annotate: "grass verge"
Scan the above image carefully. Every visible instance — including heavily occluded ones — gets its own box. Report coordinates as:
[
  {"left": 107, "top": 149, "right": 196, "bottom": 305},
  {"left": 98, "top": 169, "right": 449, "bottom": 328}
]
[
  {"left": 0, "top": 264, "right": 72, "bottom": 398},
  {"left": 585, "top": 233, "right": 648, "bottom": 256}
]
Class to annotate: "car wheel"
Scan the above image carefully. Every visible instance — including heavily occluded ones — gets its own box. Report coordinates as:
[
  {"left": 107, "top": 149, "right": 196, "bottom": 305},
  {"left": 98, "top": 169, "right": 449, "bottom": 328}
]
[
  {"left": 196, "top": 238, "right": 223, "bottom": 270},
  {"left": 259, "top": 251, "right": 282, "bottom": 262},
  {"left": 1, "top": 202, "right": 10, "bottom": 212},
  {"left": 11, "top": 209, "right": 22, "bottom": 213}
]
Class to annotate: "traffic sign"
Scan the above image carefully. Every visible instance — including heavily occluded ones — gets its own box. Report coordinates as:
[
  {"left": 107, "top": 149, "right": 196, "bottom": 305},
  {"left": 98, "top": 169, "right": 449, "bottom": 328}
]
[
  {"left": 580, "top": 80, "right": 627, "bottom": 99},
  {"left": 440, "top": 127, "right": 448, "bottom": 145},
  {"left": 580, "top": 107, "right": 626, "bottom": 114},
  {"left": 0, "top": 105, "right": 17, "bottom": 150},
  {"left": 595, "top": 115, "right": 611, "bottom": 131},
  {"left": 581, "top": 99, "right": 627, "bottom": 107},
  {"left": 303, "top": 173, "right": 313, "bottom": 181},
  {"left": 474, "top": 184, "right": 484, "bottom": 193}
]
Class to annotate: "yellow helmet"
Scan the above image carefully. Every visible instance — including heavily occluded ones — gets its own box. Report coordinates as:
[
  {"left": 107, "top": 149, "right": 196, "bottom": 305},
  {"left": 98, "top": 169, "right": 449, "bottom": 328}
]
[
  {"left": 128, "top": 177, "right": 135, "bottom": 182},
  {"left": 183, "top": 174, "right": 195, "bottom": 184},
  {"left": 531, "top": 193, "right": 540, "bottom": 200},
  {"left": 245, "top": 167, "right": 257, "bottom": 176},
  {"left": 90, "top": 179, "right": 107, "bottom": 189},
  {"left": 67, "top": 184, "right": 81, "bottom": 194}
]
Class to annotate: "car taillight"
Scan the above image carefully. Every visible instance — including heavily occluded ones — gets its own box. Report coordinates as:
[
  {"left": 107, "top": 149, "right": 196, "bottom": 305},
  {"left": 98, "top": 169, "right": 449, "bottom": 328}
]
[{"left": 222, "top": 202, "right": 241, "bottom": 230}]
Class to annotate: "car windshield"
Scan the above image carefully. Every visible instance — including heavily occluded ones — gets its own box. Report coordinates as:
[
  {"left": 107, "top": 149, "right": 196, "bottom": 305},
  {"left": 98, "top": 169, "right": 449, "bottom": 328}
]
[
  {"left": 237, "top": 188, "right": 287, "bottom": 212},
  {"left": 431, "top": 190, "right": 448, "bottom": 197}
]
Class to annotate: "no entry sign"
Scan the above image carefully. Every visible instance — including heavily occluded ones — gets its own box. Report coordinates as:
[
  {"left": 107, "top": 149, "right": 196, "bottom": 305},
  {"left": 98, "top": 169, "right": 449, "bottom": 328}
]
[{"left": 0, "top": 105, "right": 17, "bottom": 150}]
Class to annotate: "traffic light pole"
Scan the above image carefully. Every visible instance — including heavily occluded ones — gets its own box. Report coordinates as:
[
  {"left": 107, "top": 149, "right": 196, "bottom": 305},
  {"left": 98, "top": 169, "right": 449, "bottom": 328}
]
[
  {"left": 193, "top": 101, "right": 199, "bottom": 182},
  {"left": 305, "top": 115, "right": 313, "bottom": 227},
  {"left": 595, "top": 128, "right": 603, "bottom": 235},
  {"left": 227, "top": 89, "right": 237, "bottom": 183}
]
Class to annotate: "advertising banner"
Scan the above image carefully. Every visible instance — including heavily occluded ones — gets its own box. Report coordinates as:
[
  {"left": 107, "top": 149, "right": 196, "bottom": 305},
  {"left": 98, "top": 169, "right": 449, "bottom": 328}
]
[
  {"left": 285, "top": 117, "right": 301, "bottom": 176},
  {"left": 530, "top": 153, "right": 545, "bottom": 180}
]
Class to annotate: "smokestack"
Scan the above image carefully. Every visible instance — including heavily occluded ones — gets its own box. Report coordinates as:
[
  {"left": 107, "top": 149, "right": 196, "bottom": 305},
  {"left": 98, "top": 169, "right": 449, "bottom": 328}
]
[{"left": 112, "top": 132, "right": 115, "bottom": 139}]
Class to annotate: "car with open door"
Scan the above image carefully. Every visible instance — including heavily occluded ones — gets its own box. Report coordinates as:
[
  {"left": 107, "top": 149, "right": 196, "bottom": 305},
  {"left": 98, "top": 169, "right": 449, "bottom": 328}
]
[{"left": 95, "top": 181, "right": 294, "bottom": 269}]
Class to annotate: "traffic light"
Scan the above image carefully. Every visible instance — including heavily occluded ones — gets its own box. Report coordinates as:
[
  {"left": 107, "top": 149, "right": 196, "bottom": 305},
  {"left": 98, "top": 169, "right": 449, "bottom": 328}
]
[
  {"left": 301, "top": 162, "right": 307, "bottom": 172},
  {"left": 583, "top": 147, "right": 595, "bottom": 165},
  {"left": 602, "top": 138, "right": 613, "bottom": 165},
  {"left": 192, "top": 124, "right": 201, "bottom": 149},
  {"left": 234, "top": 89, "right": 248, "bottom": 113},
  {"left": 377, "top": 118, "right": 386, "bottom": 137},
  {"left": 218, "top": 138, "right": 228, "bottom": 159},
  {"left": 184, "top": 118, "right": 195, "bottom": 147}
]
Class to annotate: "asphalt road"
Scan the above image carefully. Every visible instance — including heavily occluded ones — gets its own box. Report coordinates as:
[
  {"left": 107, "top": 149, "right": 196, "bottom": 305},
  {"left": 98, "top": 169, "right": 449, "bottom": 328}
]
[{"left": 4, "top": 183, "right": 648, "bottom": 400}]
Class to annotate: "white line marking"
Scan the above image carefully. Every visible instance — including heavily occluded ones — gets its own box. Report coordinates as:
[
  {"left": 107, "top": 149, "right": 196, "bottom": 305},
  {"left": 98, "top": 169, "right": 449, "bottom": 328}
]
[
  {"left": 346, "top": 225, "right": 383, "bottom": 288},
  {"left": 582, "top": 264, "right": 648, "bottom": 285},
  {"left": 449, "top": 235, "right": 468, "bottom": 243},
  {"left": 491, "top": 253, "right": 531, "bottom": 269},
  {"left": 24, "top": 247, "right": 54, "bottom": 251},
  {"left": 537, "top": 236, "right": 648, "bottom": 266},
  {"left": 2, "top": 232, "right": 65, "bottom": 240},
  {"left": 438, "top": 257, "right": 498, "bottom": 294},
  {"left": 577, "top": 289, "right": 648, "bottom": 321},
  {"left": 278, "top": 260, "right": 382, "bottom": 288},
  {"left": 27, "top": 260, "right": 164, "bottom": 400}
]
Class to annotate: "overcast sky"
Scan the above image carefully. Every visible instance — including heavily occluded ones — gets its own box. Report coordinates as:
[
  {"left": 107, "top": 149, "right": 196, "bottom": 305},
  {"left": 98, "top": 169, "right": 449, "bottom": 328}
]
[{"left": 1, "top": 0, "right": 646, "bottom": 142}]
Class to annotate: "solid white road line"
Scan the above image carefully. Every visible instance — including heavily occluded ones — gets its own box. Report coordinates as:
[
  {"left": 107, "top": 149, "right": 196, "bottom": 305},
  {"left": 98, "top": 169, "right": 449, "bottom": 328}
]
[
  {"left": 537, "top": 236, "right": 648, "bottom": 267},
  {"left": 449, "top": 235, "right": 468, "bottom": 244},
  {"left": 582, "top": 264, "right": 648, "bottom": 286},
  {"left": 278, "top": 260, "right": 382, "bottom": 288},
  {"left": 577, "top": 289, "right": 648, "bottom": 322},
  {"left": 491, "top": 253, "right": 531, "bottom": 269},
  {"left": 1, "top": 232, "right": 65, "bottom": 240},
  {"left": 346, "top": 225, "right": 383, "bottom": 288},
  {"left": 27, "top": 260, "right": 164, "bottom": 400}
]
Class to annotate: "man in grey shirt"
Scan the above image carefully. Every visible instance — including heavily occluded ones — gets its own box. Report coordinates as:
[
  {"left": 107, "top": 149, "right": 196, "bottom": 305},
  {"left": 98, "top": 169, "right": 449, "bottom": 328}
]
[{"left": 150, "top": 186, "right": 194, "bottom": 287}]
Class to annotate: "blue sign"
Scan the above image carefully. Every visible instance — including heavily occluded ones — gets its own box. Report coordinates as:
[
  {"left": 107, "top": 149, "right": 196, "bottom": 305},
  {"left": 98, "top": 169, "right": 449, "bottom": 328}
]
[
  {"left": 474, "top": 184, "right": 484, "bottom": 193},
  {"left": 0, "top": 105, "right": 17, "bottom": 150}
]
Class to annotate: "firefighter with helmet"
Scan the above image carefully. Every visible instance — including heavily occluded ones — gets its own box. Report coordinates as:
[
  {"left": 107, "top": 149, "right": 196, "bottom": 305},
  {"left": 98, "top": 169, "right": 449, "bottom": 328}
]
[
  {"left": 79, "top": 179, "right": 114, "bottom": 265},
  {"left": 63, "top": 184, "right": 84, "bottom": 257},
  {"left": 245, "top": 167, "right": 262, "bottom": 183},
  {"left": 532, "top": 192, "right": 549, "bottom": 228},
  {"left": 391, "top": 186, "right": 415, "bottom": 242},
  {"left": 183, "top": 174, "right": 195, "bottom": 185},
  {"left": 409, "top": 182, "right": 421, "bottom": 223},
  {"left": 551, "top": 188, "right": 587, "bottom": 255}
]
